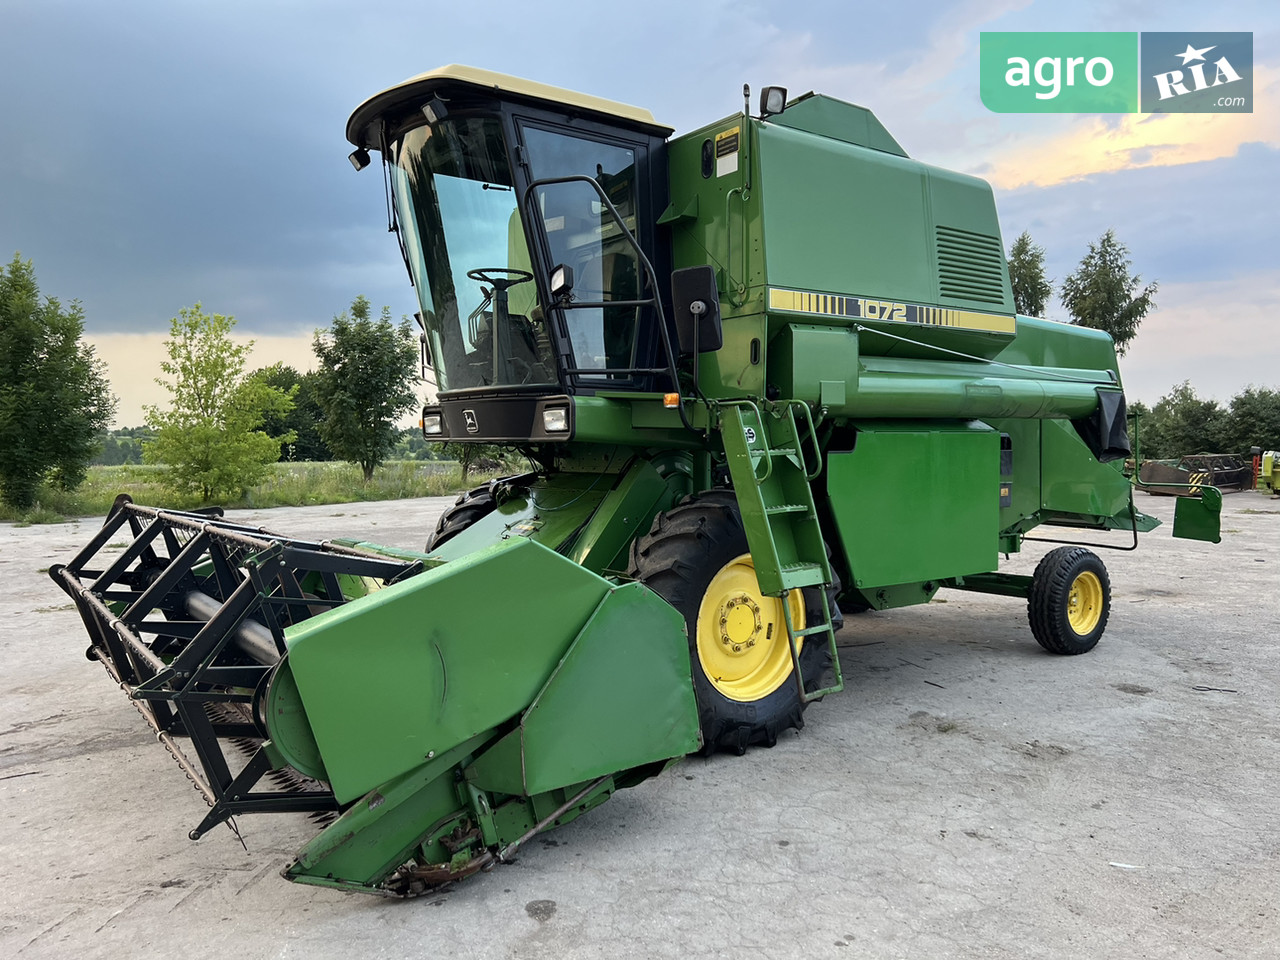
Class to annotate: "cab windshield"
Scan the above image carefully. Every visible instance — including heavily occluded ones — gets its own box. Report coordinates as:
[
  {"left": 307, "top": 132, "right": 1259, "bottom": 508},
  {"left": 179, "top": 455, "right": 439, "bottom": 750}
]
[{"left": 390, "top": 117, "right": 555, "bottom": 391}]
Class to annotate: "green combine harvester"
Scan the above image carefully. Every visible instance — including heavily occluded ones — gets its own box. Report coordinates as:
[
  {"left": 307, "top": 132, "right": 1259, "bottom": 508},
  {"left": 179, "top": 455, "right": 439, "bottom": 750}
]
[{"left": 51, "top": 66, "right": 1222, "bottom": 896}]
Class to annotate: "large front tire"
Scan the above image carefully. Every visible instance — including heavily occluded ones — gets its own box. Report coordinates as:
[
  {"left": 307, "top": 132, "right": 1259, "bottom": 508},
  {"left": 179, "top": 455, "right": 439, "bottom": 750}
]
[
  {"left": 627, "top": 491, "right": 834, "bottom": 755},
  {"left": 425, "top": 485, "right": 497, "bottom": 552}
]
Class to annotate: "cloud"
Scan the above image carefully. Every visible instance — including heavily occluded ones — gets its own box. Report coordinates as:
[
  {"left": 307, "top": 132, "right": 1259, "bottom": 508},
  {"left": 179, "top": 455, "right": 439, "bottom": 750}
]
[
  {"left": 1118, "top": 268, "right": 1280, "bottom": 405},
  {"left": 715, "top": 0, "right": 1031, "bottom": 155},
  {"left": 981, "top": 65, "right": 1279, "bottom": 189},
  {"left": 995, "top": 142, "right": 1280, "bottom": 288}
]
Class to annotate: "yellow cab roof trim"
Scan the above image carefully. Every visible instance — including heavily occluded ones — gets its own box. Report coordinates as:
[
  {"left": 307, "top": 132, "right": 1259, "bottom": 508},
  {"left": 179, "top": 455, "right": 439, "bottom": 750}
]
[{"left": 347, "top": 64, "right": 673, "bottom": 146}]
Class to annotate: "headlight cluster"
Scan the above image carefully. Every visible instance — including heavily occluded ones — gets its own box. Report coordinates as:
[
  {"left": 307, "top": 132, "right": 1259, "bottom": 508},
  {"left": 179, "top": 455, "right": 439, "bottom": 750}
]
[{"left": 542, "top": 407, "right": 569, "bottom": 432}]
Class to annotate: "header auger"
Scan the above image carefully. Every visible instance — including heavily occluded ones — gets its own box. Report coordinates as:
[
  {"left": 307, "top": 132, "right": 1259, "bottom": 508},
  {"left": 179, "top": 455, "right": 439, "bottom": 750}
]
[{"left": 53, "top": 65, "right": 1221, "bottom": 895}]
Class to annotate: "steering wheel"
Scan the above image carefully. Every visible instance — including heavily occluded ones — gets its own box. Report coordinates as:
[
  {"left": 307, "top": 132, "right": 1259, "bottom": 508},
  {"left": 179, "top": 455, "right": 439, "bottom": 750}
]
[{"left": 467, "top": 267, "right": 533, "bottom": 291}]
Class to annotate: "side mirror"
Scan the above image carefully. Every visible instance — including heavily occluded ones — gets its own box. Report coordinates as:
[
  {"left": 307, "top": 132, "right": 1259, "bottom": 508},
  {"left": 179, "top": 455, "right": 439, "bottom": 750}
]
[{"left": 671, "top": 265, "right": 722, "bottom": 354}]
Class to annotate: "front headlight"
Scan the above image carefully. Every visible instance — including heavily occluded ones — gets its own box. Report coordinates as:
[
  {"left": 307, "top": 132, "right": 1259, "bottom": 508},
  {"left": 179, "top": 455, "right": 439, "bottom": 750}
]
[
  {"left": 423, "top": 413, "right": 443, "bottom": 435},
  {"left": 542, "top": 407, "right": 569, "bottom": 432}
]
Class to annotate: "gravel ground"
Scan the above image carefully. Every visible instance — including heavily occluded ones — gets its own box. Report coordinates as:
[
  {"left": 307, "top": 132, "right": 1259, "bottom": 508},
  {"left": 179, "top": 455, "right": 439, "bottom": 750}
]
[{"left": 1, "top": 490, "right": 1277, "bottom": 959}]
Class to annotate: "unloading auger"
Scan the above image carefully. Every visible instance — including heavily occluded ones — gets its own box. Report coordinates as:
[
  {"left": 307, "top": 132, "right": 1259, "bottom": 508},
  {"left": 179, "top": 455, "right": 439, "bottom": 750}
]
[{"left": 53, "top": 66, "right": 1221, "bottom": 895}]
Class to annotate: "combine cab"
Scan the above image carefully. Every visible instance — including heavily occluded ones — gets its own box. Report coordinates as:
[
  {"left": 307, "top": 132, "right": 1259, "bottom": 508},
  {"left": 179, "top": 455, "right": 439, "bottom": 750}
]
[{"left": 53, "top": 66, "right": 1221, "bottom": 895}]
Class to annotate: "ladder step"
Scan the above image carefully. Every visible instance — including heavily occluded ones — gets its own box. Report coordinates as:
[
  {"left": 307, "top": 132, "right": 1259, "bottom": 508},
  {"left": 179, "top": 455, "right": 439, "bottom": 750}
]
[
  {"left": 794, "top": 624, "right": 833, "bottom": 637},
  {"left": 765, "top": 503, "right": 808, "bottom": 515},
  {"left": 768, "top": 447, "right": 797, "bottom": 457},
  {"left": 777, "top": 562, "right": 826, "bottom": 590}
]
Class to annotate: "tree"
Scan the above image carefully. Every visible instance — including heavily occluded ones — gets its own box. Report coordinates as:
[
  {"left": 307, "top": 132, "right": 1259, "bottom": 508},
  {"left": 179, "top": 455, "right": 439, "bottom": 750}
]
[
  {"left": 439, "top": 441, "right": 506, "bottom": 480},
  {"left": 0, "top": 254, "right": 117, "bottom": 510},
  {"left": 144, "top": 304, "right": 294, "bottom": 502},
  {"left": 1127, "top": 399, "right": 1151, "bottom": 458},
  {"left": 1007, "top": 231, "right": 1053, "bottom": 317},
  {"left": 1139, "top": 382, "right": 1227, "bottom": 458},
  {"left": 312, "top": 296, "right": 419, "bottom": 481},
  {"left": 251, "top": 363, "right": 330, "bottom": 461},
  {"left": 92, "top": 427, "right": 154, "bottom": 465},
  {"left": 1060, "top": 229, "right": 1157, "bottom": 356},
  {"left": 1223, "top": 386, "right": 1280, "bottom": 454}
]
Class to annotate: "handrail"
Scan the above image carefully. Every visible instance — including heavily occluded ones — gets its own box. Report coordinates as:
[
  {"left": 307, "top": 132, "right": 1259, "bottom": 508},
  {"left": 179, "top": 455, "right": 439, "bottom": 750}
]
[
  {"left": 521, "top": 174, "right": 702, "bottom": 436},
  {"left": 718, "top": 399, "right": 773, "bottom": 482}
]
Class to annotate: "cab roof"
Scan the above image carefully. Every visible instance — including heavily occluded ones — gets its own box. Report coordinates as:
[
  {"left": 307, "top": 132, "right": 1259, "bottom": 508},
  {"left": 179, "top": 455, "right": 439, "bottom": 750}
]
[{"left": 346, "top": 64, "right": 673, "bottom": 148}]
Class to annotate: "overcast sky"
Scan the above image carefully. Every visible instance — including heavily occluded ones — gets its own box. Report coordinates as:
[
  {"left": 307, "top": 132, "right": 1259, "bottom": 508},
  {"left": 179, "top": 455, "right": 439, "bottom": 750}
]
[{"left": 2, "top": 0, "right": 1275, "bottom": 425}]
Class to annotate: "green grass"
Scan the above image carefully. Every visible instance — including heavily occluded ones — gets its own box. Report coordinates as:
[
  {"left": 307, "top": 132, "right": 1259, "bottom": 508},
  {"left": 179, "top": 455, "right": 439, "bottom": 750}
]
[{"left": 0, "top": 460, "right": 507, "bottom": 524}]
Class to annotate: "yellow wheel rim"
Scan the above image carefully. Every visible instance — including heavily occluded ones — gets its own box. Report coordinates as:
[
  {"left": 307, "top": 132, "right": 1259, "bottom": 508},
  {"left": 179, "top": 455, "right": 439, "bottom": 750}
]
[
  {"left": 1066, "top": 571, "right": 1104, "bottom": 635},
  {"left": 695, "top": 553, "right": 805, "bottom": 702}
]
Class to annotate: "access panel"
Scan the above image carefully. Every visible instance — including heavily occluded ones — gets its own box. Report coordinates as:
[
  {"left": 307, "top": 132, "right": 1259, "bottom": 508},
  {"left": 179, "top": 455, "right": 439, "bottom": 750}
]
[{"left": 826, "top": 422, "right": 1000, "bottom": 590}]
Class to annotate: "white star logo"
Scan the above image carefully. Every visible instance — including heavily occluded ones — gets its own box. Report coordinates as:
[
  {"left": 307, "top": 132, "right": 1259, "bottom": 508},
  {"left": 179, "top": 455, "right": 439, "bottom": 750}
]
[{"left": 1176, "top": 43, "right": 1216, "bottom": 65}]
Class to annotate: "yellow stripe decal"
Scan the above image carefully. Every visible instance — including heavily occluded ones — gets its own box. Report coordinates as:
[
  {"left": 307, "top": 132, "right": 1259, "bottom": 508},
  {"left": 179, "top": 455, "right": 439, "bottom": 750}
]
[{"left": 767, "top": 288, "right": 1015, "bottom": 334}]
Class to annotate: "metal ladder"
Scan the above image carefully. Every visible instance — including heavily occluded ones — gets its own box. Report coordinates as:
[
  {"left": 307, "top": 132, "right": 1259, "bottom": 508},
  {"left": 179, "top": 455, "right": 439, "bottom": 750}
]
[{"left": 718, "top": 401, "right": 844, "bottom": 701}]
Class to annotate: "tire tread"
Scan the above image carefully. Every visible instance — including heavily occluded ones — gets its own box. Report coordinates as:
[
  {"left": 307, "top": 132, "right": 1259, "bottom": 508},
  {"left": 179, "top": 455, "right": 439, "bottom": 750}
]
[{"left": 1027, "top": 546, "right": 1110, "bottom": 655}]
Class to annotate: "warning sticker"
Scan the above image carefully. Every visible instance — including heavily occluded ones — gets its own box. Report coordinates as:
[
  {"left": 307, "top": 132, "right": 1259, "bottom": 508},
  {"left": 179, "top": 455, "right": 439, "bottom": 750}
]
[{"left": 715, "top": 126, "right": 740, "bottom": 178}]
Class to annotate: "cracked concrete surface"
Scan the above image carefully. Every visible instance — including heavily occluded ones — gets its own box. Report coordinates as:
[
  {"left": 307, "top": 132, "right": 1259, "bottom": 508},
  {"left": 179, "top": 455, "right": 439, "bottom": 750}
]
[{"left": 1, "top": 492, "right": 1277, "bottom": 959}]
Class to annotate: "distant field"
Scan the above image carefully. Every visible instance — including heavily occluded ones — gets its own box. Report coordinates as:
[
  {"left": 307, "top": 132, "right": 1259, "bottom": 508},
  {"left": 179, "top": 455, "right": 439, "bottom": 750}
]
[{"left": 1, "top": 460, "right": 508, "bottom": 524}]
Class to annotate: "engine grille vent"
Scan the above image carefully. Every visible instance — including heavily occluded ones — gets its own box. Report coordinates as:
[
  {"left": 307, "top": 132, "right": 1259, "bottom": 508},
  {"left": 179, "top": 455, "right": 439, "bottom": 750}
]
[{"left": 936, "top": 226, "right": 1007, "bottom": 305}]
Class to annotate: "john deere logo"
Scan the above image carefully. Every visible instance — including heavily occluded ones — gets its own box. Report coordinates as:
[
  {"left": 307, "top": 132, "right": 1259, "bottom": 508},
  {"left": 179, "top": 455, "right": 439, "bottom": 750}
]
[
  {"left": 1140, "top": 33, "right": 1252, "bottom": 113},
  {"left": 463, "top": 409, "right": 479, "bottom": 434}
]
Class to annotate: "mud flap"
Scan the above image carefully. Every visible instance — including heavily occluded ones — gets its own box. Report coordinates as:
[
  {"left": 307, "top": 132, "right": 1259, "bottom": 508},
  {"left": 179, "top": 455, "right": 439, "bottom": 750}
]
[{"left": 1172, "top": 486, "right": 1222, "bottom": 543}]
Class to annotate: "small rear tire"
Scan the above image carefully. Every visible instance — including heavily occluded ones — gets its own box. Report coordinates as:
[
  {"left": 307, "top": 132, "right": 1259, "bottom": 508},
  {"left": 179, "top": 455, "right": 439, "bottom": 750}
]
[{"left": 1027, "top": 546, "right": 1110, "bottom": 655}]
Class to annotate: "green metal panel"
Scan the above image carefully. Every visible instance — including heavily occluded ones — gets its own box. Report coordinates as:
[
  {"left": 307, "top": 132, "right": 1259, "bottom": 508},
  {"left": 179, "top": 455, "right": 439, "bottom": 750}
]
[
  {"left": 768, "top": 94, "right": 907, "bottom": 157},
  {"left": 568, "top": 458, "right": 681, "bottom": 574},
  {"left": 827, "top": 422, "right": 1000, "bottom": 589},
  {"left": 282, "top": 538, "right": 619, "bottom": 803},
  {"left": 697, "top": 313, "right": 768, "bottom": 400},
  {"left": 1039, "top": 419, "right": 1131, "bottom": 519},
  {"left": 468, "top": 582, "right": 699, "bottom": 795},
  {"left": 988, "top": 419, "right": 1042, "bottom": 533},
  {"left": 571, "top": 395, "right": 702, "bottom": 448},
  {"left": 757, "top": 121, "right": 935, "bottom": 308},
  {"left": 771, "top": 323, "right": 859, "bottom": 407},
  {"left": 848, "top": 579, "right": 941, "bottom": 611},
  {"left": 284, "top": 733, "right": 489, "bottom": 890},
  {"left": 996, "top": 314, "right": 1122, "bottom": 379},
  {"left": 1173, "top": 487, "right": 1223, "bottom": 543}
]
